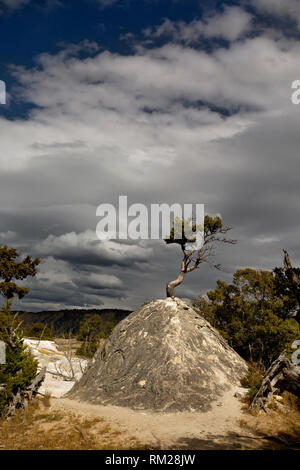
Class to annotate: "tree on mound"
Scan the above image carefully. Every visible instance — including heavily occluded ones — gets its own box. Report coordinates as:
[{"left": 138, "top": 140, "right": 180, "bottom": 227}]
[
  {"left": 69, "top": 216, "right": 245, "bottom": 412},
  {"left": 0, "top": 244, "right": 40, "bottom": 417},
  {"left": 69, "top": 298, "right": 248, "bottom": 412},
  {"left": 164, "top": 215, "right": 236, "bottom": 297}
]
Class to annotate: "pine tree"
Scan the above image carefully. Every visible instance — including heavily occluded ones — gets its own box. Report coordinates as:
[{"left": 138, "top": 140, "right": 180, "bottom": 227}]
[
  {"left": 0, "top": 245, "right": 40, "bottom": 417},
  {"left": 193, "top": 268, "right": 300, "bottom": 368},
  {"left": 76, "top": 314, "right": 115, "bottom": 357}
]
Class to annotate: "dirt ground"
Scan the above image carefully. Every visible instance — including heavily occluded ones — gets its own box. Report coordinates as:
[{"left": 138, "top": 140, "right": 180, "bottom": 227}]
[
  {"left": 49, "top": 390, "right": 293, "bottom": 450},
  {"left": 1, "top": 389, "right": 300, "bottom": 450}
]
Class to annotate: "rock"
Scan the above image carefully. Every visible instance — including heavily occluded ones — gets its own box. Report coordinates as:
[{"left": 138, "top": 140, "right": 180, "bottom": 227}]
[
  {"left": 69, "top": 298, "right": 248, "bottom": 412},
  {"left": 234, "top": 387, "right": 248, "bottom": 400},
  {"left": 274, "top": 395, "right": 283, "bottom": 402}
]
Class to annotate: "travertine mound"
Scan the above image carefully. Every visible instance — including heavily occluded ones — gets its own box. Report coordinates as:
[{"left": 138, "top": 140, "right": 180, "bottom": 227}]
[{"left": 69, "top": 298, "right": 248, "bottom": 412}]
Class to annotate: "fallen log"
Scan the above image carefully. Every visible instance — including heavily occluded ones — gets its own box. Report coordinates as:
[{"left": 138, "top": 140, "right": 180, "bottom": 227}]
[
  {"left": 4, "top": 367, "right": 46, "bottom": 420},
  {"left": 250, "top": 354, "right": 300, "bottom": 411}
]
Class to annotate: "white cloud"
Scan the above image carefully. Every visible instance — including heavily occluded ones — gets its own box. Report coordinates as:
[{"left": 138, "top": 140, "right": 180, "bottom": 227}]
[
  {"left": 35, "top": 230, "right": 153, "bottom": 266},
  {"left": 1, "top": 15, "right": 300, "bottom": 309},
  {"left": 201, "top": 6, "right": 253, "bottom": 40},
  {"left": 253, "top": 236, "right": 280, "bottom": 245},
  {"left": 146, "top": 6, "right": 253, "bottom": 43},
  {"left": 251, "top": 0, "right": 300, "bottom": 31},
  {"left": 14, "top": 255, "right": 126, "bottom": 310},
  {"left": 0, "top": 230, "right": 18, "bottom": 241},
  {"left": 35, "top": 257, "right": 123, "bottom": 291},
  {"left": 86, "top": 272, "right": 123, "bottom": 289},
  {"left": 2, "top": 34, "right": 297, "bottom": 175}
]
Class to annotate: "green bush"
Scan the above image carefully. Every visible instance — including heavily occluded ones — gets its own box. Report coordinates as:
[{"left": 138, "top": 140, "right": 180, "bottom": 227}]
[
  {"left": 76, "top": 314, "right": 115, "bottom": 358},
  {"left": 0, "top": 244, "right": 40, "bottom": 417},
  {"left": 0, "top": 337, "right": 38, "bottom": 416},
  {"left": 193, "top": 268, "right": 300, "bottom": 368},
  {"left": 22, "top": 322, "right": 53, "bottom": 340},
  {"left": 0, "top": 305, "right": 38, "bottom": 417},
  {"left": 240, "top": 362, "right": 264, "bottom": 403}
]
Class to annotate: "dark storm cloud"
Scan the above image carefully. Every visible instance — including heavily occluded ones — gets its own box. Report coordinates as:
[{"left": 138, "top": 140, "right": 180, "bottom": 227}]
[
  {"left": 34, "top": 231, "right": 153, "bottom": 268},
  {"left": 1, "top": 3, "right": 300, "bottom": 310}
]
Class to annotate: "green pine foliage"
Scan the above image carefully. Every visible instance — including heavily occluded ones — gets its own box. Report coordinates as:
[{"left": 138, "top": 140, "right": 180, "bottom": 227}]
[
  {"left": 0, "top": 244, "right": 40, "bottom": 417},
  {"left": 0, "top": 303, "right": 38, "bottom": 416},
  {"left": 273, "top": 265, "right": 300, "bottom": 320},
  {"left": 240, "top": 362, "right": 264, "bottom": 403},
  {"left": 193, "top": 268, "right": 300, "bottom": 368},
  {"left": 76, "top": 314, "right": 115, "bottom": 357},
  {"left": 0, "top": 245, "right": 40, "bottom": 301},
  {"left": 22, "top": 322, "right": 53, "bottom": 340}
]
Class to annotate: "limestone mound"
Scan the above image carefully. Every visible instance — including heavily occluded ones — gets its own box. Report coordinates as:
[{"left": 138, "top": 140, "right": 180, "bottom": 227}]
[{"left": 69, "top": 298, "right": 248, "bottom": 412}]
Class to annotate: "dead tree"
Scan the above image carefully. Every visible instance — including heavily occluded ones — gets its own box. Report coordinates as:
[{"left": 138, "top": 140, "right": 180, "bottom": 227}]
[
  {"left": 283, "top": 249, "right": 300, "bottom": 295},
  {"left": 1, "top": 310, "right": 23, "bottom": 351},
  {"left": 250, "top": 354, "right": 300, "bottom": 411},
  {"left": 48, "top": 333, "right": 89, "bottom": 382}
]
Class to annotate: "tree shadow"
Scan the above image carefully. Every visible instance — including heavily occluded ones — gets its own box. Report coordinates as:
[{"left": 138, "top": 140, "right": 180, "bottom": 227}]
[{"left": 171, "top": 431, "right": 300, "bottom": 450}]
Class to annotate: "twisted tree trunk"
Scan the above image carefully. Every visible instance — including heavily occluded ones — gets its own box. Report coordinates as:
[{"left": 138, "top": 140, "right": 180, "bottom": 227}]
[
  {"left": 166, "top": 271, "right": 186, "bottom": 297},
  {"left": 166, "top": 246, "right": 201, "bottom": 297},
  {"left": 4, "top": 367, "right": 46, "bottom": 420},
  {"left": 250, "top": 354, "right": 300, "bottom": 411}
]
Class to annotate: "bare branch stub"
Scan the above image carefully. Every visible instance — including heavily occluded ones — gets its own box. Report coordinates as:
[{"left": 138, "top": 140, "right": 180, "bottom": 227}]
[{"left": 283, "top": 249, "right": 300, "bottom": 288}]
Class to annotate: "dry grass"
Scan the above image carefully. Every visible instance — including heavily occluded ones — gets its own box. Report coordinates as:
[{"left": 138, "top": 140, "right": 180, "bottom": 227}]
[
  {"left": 239, "top": 391, "right": 300, "bottom": 449},
  {"left": 0, "top": 397, "right": 153, "bottom": 450},
  {"left": 240, "top": 361, "right": 264, "bottom": 405},
  {"left": 39, "top": 391, "right": 51, "bottom": 408}
]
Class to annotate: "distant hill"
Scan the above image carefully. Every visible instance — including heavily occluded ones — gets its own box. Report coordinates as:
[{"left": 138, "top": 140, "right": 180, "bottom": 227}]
[{"left": 16, "top": 308, "right": 132, "bottom": 336}]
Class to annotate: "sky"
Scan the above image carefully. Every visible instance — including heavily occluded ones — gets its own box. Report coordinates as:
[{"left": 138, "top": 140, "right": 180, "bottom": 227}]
[{"left": 0, "top": 0, "right": 300, "bottom": 312}]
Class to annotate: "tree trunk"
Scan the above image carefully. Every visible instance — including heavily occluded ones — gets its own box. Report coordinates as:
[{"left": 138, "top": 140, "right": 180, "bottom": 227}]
[
  {"left": 250, "top": 354, "right": 300, "bottom": 411},
  {"left": 283, "top": 250, "right": 300, "bottom": 320},
  {"left": 283, "top": 250, "right": 300, "bottom": 285},
  {"left": 4, "top": 367, "right": 46, "bottom": 420},
  {"left": 166, "top": 271, "right": 186, "bottom": 297}
]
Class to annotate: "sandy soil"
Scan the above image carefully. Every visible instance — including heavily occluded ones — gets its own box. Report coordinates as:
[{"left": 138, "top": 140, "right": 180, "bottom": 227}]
[
  {"left": 49, "top": 387, "right": 277, "bottom": 450},
  {"left": 23, "top": 339, "right": 289, "bottom": 449}
]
